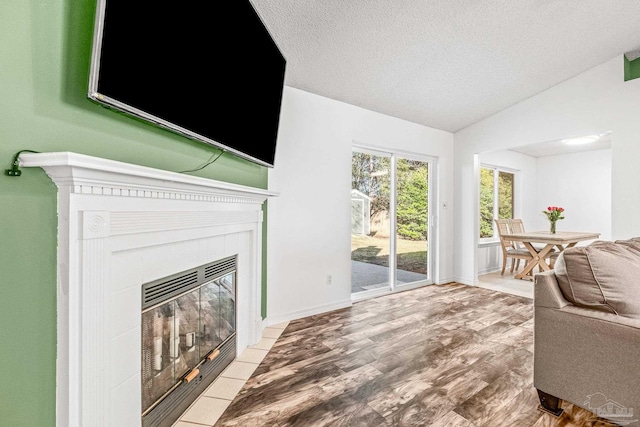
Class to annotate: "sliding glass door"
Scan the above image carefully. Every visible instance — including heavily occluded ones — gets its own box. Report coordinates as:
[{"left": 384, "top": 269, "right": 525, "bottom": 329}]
[
  {"left": 351, "top": 150, "right": 391, "bottom": 294},
  {"left": 395, "top": 158, "right": 430, "bottom": 287},
  {"left": 351, "top": 148, "right": 433, "bottom": 298}
]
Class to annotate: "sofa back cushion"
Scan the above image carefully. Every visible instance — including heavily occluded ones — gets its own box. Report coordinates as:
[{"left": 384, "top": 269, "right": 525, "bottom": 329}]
[
  {"left": 614, "top": 236, "right": 640, "bottom": 252},
  {"left": 554, "top": 240, "right": 640, "bottom": 319}
]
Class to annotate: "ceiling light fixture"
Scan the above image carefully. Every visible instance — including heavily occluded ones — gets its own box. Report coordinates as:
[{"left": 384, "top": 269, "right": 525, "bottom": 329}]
[{"left": 562, "top": 135, "right": 599, "bottom": 146}]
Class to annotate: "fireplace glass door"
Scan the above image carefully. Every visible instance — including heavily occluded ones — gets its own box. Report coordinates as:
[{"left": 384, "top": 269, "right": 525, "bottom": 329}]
[{"left": 141, "top": 259, "right": 236, "bottom": 415}]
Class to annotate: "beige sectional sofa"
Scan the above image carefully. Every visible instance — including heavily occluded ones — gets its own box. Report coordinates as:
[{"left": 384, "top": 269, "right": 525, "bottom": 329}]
[{"left": 534, "top": 238, "right": 640, "bottom": 425}]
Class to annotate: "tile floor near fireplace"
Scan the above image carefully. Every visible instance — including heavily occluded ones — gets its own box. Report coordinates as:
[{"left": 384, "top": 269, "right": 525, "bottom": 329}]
[{"left": 172, "top": 322, "right": 289, "bottom": 427}]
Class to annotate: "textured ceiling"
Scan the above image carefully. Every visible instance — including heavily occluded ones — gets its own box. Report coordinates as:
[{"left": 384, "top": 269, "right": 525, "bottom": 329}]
[{"left": 251, "top": 0, "right": 640, "bottom": 133}]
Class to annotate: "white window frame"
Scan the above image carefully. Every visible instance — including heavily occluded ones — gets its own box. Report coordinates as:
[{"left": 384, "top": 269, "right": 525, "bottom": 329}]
[
  {"left": 351, "top": 143, "right": 438, "bottom": 298},
  {"left": 479, "top": 164, "right": 518, "bottom": 243}
]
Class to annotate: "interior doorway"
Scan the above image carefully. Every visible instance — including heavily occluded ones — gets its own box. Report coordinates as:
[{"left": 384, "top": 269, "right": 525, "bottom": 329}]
[{"left": 474, "top": 132, "right": 613, "bottom": 297}]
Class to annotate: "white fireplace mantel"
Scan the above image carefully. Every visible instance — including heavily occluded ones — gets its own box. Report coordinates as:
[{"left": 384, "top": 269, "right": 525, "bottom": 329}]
[{"left": 20, "top": 152, "right": 277, "bottom": 427}]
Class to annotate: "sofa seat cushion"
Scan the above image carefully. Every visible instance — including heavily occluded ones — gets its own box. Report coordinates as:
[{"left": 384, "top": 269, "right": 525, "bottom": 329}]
[{"left": 554, "top": 240, "right": 640, "bottom": 319}]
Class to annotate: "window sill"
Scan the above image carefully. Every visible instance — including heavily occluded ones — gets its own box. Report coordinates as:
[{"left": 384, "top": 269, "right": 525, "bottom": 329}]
[{"left": 478, "top": 239, "right": 500, "bottom": 248}]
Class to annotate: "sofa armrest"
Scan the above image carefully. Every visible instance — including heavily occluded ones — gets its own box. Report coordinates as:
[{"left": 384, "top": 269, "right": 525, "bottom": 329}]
[
  {"left": 534, "top": 275, "right": 640, "bottom": 413},
  {"left": 534, "top": 271, "right": 570, "bottom": 309},
  {"left": 559, "top": 304, "right": 640, "bottom": 329}
]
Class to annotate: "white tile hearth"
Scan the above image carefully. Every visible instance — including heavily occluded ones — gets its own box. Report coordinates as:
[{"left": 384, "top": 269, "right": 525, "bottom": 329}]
[
  {"left": 250, "top": 337, "right": 279, "bottom": 350},
  {"left": 221, "top": 361, "right": 260, "bottom": 381},
  {"left": 203, "top": 377, "right": 246, "bottom": 400},
  {"left": 236, "top": 348, "right": 269, "bottom": 364},
  {"left": 180, "top": 398, "right": 230, "bottom": 426},
  {"left": 261, "top": 326, "right": 285, "bottom": 339},
  {"left": 174, "top": 322, "right": 288, "bottom": 427}
]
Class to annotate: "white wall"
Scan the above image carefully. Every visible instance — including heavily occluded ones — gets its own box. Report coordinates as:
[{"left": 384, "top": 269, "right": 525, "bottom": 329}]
[
  {"left": 535, "top": 149, "right": 612, "bottom": 240},
  {"left": 267, "top": 86, "right": 454, "bottom": 324},
  {"left": 454, "top": 55, "right": 640, "bottom": 284}
]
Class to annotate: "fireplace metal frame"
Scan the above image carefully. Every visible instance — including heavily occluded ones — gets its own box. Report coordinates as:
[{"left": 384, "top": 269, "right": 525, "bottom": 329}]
[
  {"left": 141, "top": 335, "right": 236, "bottom": 427},
  {"left": 141, "top": 256, "right": 238, "bottom": 427}
]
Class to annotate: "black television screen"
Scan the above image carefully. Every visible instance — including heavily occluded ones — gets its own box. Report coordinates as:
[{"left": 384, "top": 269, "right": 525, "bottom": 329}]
[{"left": 88, "top": 0, "right": 286, "bottom": 168}]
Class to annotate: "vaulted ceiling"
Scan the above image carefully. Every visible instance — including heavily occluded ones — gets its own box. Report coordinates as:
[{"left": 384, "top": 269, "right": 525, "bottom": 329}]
[{"left": 252, "top": 0, "right": 640, "bottom": 133}]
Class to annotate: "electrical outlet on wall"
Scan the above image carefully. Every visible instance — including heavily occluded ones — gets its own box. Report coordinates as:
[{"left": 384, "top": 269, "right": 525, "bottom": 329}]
[{"left": 326, "top": 274, "right": 333, "bottom": 285}]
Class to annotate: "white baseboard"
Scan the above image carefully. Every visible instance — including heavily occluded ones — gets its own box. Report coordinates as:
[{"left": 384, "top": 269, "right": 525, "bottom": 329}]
[
  {"left": 452, "top": 276, "right": 476, "bottom": 286},
  {"left": 265, "top": 299, "right": 353, "bottom": 326},
  {"left": 477, "top": 266, "right": 501, "bottom": 275}
]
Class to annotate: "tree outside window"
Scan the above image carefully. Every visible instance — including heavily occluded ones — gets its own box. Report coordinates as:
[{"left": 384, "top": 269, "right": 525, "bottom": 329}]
[
  {"left": 352, "top": 152, "right": 390, "bottom": 221},
  {"left": 352, "top": 153, "right": 428, "bottom": 240},
  {"left": 480, "top": 167, "right": 514, "bottom": 238}
]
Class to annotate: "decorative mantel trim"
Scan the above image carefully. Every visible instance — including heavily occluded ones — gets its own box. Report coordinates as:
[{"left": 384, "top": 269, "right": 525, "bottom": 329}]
[
  {"left": 19, "top": 151, "right": 278, "bottom": 203},
  {"left": 19, "top": 152, "right": 277, "bottom": 427}
]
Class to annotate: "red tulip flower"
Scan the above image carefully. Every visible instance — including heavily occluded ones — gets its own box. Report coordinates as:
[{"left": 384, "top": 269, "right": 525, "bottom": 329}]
[{"left": 542, "top": 206, "right": 565, "bottom": 222}]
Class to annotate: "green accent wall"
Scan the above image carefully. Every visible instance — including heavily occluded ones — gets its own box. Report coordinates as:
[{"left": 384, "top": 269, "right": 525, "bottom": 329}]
[
  {"left": 0, "top": 1, "right": 269, "bottom": 425},
  {"left": 624, "top": 55, "right": 640, "bottom": 81}
]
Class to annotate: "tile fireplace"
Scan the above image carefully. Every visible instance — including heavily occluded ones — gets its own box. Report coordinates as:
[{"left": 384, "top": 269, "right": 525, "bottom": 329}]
[{"left": 19, "top": 152, "right": 277, "bottom": 427}]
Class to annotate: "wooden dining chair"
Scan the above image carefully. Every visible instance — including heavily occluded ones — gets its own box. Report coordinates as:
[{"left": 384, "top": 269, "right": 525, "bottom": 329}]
[
  {"left": 495, "top": 218, "right": 533, "bottom": 275},
  {"left": 509, "top": 219, "right": 533, "bottom": 250}
]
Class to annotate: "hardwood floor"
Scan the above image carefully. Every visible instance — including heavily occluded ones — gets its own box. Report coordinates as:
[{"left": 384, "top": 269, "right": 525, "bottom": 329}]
[{"left": 214, "top": 283, "right": 619, "bottom": 426}]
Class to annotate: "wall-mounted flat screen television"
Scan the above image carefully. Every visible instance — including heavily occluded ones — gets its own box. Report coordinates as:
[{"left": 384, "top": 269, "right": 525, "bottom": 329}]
[{"left": 88, "top": 0, "right": 286, "bottom": 168}]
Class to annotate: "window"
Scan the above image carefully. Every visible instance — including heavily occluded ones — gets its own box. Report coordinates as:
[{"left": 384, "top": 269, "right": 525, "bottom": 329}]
[{"left": 480, "top": 166, "right": 514, "bottom": 238}]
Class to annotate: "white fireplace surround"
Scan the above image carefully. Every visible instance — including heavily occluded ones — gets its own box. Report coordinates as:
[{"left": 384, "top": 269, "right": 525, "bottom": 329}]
[{"left": 20, "top": 152, "right": 277, "bottom": 427}]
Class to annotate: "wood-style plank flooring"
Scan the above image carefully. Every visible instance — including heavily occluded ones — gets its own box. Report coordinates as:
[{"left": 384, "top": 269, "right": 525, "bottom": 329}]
[{"left": 214, "top": 283, "right": 618, "bottom": 426}]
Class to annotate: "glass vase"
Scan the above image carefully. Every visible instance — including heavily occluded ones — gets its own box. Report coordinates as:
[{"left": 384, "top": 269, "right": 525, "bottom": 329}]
[{"left": 550, "top": 220, "right": 556, "bottom": 234}]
